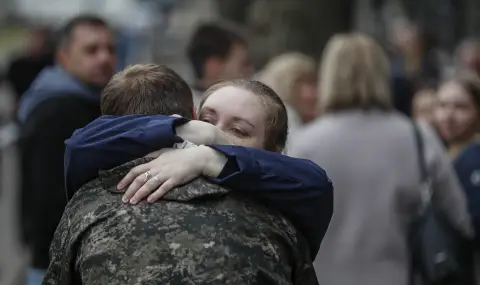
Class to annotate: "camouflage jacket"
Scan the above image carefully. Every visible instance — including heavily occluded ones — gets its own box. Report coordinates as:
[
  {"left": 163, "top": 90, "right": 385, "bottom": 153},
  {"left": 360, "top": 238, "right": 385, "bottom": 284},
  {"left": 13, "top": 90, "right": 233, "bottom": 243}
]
[{"left": 43, "top": 158, "right": 318, "bottom": 285}]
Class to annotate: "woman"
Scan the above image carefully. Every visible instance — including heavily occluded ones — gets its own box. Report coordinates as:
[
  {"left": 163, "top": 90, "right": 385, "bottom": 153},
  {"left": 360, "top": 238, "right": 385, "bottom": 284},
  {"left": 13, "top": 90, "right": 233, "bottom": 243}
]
[
  {"left": 289, "top": 33, "right": 472, "bottom": 285},
  {"left": 435, "top": 73, "right": 480, "bottom": 158},
  {"left": 65, "top": 79, "right": 333, "bottom": 257},
  {"left": 258, "top": 53, "right": 318, "bottom": 136},
  {"left": 452, "top": 39, "right": 480, "bottom": 78},
  {"left": 435, "top": 74, "right": 480, "bottom": 279}
]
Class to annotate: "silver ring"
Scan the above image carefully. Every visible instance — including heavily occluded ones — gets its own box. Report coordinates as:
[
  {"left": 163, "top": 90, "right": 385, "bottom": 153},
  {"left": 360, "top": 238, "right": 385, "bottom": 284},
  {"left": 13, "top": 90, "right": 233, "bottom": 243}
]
[{"left": 143, "top": 171, "right": 151, "bottom": 182}]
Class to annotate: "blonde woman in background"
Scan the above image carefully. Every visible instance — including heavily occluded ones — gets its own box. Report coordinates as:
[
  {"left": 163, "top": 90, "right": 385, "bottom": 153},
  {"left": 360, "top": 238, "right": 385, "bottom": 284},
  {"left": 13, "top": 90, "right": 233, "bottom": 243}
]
[
  {"left": 289, "top": 33, "right": 472, "bottom": 285},
  {"left": 258, "top": 52, "right": 318, "bottom": 138}
]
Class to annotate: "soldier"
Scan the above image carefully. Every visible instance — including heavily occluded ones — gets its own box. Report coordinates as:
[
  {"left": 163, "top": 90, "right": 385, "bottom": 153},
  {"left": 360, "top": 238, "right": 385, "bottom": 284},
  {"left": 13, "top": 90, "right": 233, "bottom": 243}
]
[{"left": 43, "top": 64, "right": 323, "bottom": 284}]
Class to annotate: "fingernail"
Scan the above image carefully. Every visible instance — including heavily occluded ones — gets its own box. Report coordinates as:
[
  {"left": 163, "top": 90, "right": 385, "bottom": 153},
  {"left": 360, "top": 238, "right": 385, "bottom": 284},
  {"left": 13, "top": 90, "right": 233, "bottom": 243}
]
[
  {"left": 117, "top": 183, "right": 124, "bottom": 190},
  {"left": 122, "top": 196, "right": 128, "bottom": 203},
  {"left": 130, "top": 198, "right": 137, "bottom": 204},
  {"left": 147, "top": 198, "right": 153, "bottom": 203}
]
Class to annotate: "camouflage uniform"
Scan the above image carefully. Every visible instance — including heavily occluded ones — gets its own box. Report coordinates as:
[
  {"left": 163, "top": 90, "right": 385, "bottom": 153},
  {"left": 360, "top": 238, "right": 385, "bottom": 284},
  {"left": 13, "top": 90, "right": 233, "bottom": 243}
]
[{"left": 43, "top": 158, "right": 318, "bottom": 285}]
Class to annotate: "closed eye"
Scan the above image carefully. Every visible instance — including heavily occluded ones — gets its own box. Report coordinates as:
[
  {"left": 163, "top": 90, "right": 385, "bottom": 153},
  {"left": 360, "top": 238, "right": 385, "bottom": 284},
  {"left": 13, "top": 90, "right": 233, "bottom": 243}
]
[
  {"left": 199, "top": 116, "right": 215, "bottom": 125},
  {"left": 230, "top": 128, "right": 248, "bottom": 137}
]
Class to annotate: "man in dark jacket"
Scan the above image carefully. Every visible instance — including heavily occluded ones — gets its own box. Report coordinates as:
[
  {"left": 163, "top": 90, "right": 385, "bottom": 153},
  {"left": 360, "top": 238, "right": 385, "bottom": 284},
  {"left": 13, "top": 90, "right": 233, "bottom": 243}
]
[
  {"left": 18, "top": 15, "right": 116, "bottom": 284},
  {"left": 6, "top": 26, "right": 55, "bottom": 104},
  {"left": 44, "top": 64, "right": 319, "bottom": 285}
]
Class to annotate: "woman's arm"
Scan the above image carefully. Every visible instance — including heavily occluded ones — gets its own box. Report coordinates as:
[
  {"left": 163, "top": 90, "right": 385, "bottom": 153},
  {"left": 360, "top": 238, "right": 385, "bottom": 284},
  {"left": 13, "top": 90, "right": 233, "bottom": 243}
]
[
  {"left": 119, "top": 144, "right": 333, "bottom": 257},
  {"left": 64, "top": 115, "right": 225, "bottom": 198},
  {"left": 207, "top": 145, "right": 333, "bottom": 257}
]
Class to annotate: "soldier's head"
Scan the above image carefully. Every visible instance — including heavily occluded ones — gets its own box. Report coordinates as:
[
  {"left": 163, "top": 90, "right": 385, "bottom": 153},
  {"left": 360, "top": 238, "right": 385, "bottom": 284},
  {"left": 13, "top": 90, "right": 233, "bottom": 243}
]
[
  {"left": 101, "top": 64, "right": 194, "bottom": 119},
  {"left": 56, "top": 15, "right": 116, "bottom": 87},
  {"left": 198, "top": 80, "right": 288, "bottom": 153},
  {"left": 187, "top": 22, "right": 253, "bottom": 88}
]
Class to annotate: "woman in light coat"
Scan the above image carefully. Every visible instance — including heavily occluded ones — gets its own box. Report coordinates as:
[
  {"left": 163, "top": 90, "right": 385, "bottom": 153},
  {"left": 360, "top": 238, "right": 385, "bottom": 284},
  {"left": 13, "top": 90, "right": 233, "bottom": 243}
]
[{"left": 289, "top": 33, "right": 472, "bottom": 285}]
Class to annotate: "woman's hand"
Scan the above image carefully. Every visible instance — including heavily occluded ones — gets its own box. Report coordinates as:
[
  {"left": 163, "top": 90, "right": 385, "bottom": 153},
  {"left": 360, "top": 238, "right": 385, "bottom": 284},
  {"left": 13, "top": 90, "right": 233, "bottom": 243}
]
[{"left": 117, "top": 146, "right": 227, "bottom": 204}]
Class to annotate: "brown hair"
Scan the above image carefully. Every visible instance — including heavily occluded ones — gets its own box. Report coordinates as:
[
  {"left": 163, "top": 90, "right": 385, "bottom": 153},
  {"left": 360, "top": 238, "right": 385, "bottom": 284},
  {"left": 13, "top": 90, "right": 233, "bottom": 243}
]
[
  {"left": 200, "top": 79, "right": 288, "bottom": 152},
  {"left": 444, "top": 73, "right": 480, "bottom": 112},
  {"left": 319, "top": 33, "right": 392, "bottom": 113},
  {"left": 101, "top": 64, "right": 194, "bottom": 118},
  {"left": 58, "top": 15, "right": 110, "bottom": 48}
]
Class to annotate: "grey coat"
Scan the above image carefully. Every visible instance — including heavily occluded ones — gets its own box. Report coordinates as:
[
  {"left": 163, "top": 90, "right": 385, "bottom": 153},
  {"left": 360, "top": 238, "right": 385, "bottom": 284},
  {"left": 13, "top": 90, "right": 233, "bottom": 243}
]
[{"left": 289, "top": 110, "right": 472, "bottom": 285}]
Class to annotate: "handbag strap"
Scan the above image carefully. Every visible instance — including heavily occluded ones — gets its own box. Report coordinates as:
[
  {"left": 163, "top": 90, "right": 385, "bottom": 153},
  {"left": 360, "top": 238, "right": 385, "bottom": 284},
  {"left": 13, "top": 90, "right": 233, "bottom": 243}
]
[{"left": 412, "top": 122, "right": 432, "bottom": 207}]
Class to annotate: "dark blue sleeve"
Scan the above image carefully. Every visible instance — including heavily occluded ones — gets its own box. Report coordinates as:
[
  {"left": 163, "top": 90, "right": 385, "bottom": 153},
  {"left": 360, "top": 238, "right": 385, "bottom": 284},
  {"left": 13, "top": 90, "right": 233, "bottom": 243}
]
[
  {"left": 64, "top": 115, "right": 188, "bottom": 199},
  {"left": 208, "top": 145, "right": 333, "bottom": 257}
]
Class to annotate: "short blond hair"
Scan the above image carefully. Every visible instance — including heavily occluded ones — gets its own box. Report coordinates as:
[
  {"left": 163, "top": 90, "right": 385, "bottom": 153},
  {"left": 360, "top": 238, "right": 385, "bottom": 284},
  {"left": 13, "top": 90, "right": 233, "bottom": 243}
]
[
  {"left": 319, "top": 33, "right": 392, "bottom": 113},
  {"left": 258, "top": 52, "right": 316, "bottom": 106}
]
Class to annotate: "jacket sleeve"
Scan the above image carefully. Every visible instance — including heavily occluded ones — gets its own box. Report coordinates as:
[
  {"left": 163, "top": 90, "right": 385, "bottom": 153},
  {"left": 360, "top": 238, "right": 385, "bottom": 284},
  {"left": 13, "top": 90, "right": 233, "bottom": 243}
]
[
  {"left": 64, "top": 115, "right": 188, "bottom": 198},
  {"left": 42, "top": 214, "right": 73, "bottom": 285},
  {"left": 293, "top": 232, "right": 320, "bottom": 285},
  {"left": 208, "top": 145, "right": 334, "bottom": 257}
]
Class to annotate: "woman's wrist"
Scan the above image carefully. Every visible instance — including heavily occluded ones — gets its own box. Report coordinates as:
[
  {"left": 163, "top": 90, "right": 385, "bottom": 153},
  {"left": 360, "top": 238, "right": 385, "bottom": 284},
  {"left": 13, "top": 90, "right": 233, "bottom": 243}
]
[
  {"left": 175, "top": 120, "right": 216, "bottom": 145},
  {"left": 197, "top": 145, "right": 228, "bottom": 178}
]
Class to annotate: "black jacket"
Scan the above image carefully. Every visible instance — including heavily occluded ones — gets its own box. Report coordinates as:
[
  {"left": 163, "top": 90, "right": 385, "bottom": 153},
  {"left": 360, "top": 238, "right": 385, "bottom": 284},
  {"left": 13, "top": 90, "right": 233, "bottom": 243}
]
[{"left": 20, "top": 95, "right": 100, "bottom": 269}]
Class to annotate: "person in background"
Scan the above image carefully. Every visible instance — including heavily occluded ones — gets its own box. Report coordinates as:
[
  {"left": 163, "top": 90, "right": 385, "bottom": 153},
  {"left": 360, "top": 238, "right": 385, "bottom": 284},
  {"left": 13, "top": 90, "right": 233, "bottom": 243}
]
[
  {"left": 443, "top": 74, "right": 480, "bottom": 283},
  {"left": 6, "top": 26, "right": 55, "bottom": 105},
  {"left": 258, "top": 52, "right": 318, "bottom": 143},
  {"left": 434, "top": 73, "right": 480, "bottom": 158},
  {"left": 44, "top": 65, "right": 320, "bottom": 285},
  {"left": 454, "top": 38, "right": 480, "bottom": 78},
  {"left": 412, "top": 85, "right": 438, "bottom": 125},
  {"left": 289, "top": 33, "right": 472, "bottom": 285},
  {"left": 186, "top": 22, "right": 253, "bottom": 107},
  {"left": 390, "top": 22, "right": 441, "bottom": 87},
  {"left": 18, "top": 15, "right": 116, "bottom": 285}
]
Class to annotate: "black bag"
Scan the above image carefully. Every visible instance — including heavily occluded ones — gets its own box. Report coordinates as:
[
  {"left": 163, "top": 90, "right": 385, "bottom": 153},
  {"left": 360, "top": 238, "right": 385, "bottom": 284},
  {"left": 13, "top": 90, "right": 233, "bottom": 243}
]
[{"left": 409, "top": 123, "right": 472, "bottom": 285}]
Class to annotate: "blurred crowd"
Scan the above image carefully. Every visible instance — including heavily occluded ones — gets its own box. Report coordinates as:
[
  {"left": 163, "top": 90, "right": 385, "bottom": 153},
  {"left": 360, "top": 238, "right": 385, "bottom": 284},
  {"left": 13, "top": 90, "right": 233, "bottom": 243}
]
[{"left": 0, "top": 2, "right": 479, "bottom": 285}]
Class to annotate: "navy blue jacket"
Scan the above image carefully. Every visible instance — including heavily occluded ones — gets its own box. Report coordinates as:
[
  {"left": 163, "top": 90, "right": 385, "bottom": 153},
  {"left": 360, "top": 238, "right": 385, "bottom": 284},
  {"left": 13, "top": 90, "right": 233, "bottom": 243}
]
[
  {"left": 64, "top": 115, "right": 334, "bottom": 257},
  {"left": 454, "top": 143, "right": 480, "bottom": 243}
]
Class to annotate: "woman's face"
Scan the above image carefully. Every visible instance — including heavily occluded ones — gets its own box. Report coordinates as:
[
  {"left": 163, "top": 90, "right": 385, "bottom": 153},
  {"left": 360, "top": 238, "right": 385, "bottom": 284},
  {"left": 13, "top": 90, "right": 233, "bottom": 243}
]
[
  {"left": 293, "top": 79, "right": 318, "bottom": 123},
  {"left": 435, "top": 82, "right": 479, "bottom": 143},
  {"left": 198, "top": 86, "right": 267, "bottom": 149}
]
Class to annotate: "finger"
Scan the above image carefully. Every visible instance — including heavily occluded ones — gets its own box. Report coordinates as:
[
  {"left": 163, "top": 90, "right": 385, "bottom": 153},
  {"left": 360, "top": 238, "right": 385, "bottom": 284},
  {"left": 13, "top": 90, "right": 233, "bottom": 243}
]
[
  {"left": 147, "top": 179, "right": 176, "bottom": 203},
  {"left": 122, "top": 170, "right": 155, "bottom": 203},
  {"left": 130, "top": 174, "right": 165, "bottom": 204},
  {"left": 118, "top": 164, "right": 150, "bottom": 190}
]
